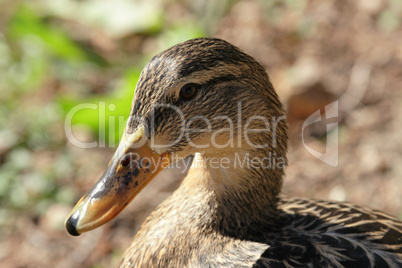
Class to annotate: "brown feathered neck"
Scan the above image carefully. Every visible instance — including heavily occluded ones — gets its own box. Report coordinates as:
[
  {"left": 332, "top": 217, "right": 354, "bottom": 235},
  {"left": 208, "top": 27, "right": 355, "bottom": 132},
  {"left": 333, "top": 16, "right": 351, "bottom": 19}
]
[{"left": 129, "top": 37, "right": 289, "bottom": 237}]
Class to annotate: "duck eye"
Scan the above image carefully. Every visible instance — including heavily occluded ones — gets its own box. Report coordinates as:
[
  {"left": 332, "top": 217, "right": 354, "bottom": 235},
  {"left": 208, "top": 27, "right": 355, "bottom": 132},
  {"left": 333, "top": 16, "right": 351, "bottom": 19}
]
[
  {"left": 180, "top": 84, "right": 197, "bottom": 99},
  {"left": 120, "top": 155, "right": 132, "bottom": 167}
]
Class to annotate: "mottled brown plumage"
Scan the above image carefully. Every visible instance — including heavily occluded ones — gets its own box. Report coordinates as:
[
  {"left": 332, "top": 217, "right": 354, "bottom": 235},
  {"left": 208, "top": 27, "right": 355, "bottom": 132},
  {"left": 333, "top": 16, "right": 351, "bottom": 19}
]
[
  {"left": 67, "top": 38, "right": 402, "bottom": 267},
  {"left": 118, "top": 38, "right": 402, "bottom": 267}
]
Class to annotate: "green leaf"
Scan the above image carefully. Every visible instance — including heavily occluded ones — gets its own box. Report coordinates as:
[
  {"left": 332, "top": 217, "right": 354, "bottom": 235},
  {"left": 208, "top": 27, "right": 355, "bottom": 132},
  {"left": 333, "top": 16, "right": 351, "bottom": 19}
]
[{"left": 58, "top": 69, "right": 140, "bottom": 145}]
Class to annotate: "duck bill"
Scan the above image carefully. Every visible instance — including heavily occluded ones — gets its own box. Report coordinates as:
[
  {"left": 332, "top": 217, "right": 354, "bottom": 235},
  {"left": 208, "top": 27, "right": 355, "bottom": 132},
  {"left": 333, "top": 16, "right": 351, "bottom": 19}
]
[{"left": 65, "top": 126, "right": 171, "bottom": 236}]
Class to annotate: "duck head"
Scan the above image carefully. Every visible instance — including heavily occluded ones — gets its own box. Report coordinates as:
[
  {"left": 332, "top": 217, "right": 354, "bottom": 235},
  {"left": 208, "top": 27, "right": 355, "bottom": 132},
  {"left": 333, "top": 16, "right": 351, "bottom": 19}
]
[{"left": 66, "top": 38, "right": 288, "bottom": 236}]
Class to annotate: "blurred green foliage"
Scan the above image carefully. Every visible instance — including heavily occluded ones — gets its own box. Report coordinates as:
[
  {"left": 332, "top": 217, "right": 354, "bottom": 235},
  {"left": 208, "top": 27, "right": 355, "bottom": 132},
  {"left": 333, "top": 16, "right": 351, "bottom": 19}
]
[
  {"left": 1, "top": 0, "right": 400, "bottom": 233},
  {"left": 0, "top": 0, "right": 400, "bottom": 267},
  {"left": 0, "top": 0, "right": 209, "bottom": 233}
]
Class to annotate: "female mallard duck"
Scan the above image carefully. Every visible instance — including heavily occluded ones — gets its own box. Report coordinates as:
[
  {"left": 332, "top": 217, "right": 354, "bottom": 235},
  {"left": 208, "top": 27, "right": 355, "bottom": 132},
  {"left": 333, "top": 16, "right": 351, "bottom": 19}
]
[{"left": 66, "top": 38, "right": 402, "bottom": 267}]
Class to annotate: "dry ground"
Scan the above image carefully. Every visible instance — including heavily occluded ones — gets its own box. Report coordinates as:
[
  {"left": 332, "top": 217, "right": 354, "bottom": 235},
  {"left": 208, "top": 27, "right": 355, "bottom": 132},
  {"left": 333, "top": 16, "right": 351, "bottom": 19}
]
[{"left": 1, "top": 0, "right": 401, "bottom": 267}]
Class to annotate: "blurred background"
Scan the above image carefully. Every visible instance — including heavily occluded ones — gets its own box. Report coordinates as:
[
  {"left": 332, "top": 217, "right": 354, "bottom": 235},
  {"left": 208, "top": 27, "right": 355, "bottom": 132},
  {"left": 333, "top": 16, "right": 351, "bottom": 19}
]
[{"left": 0, "top": 0, "right": 401, "bottom": 267}]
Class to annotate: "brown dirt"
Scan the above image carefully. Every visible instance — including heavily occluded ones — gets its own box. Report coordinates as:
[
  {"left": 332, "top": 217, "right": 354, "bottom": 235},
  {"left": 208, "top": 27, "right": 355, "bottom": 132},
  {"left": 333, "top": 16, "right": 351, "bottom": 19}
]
[{"left": 1, "top": 0, "right": 401, "bottom": 267}]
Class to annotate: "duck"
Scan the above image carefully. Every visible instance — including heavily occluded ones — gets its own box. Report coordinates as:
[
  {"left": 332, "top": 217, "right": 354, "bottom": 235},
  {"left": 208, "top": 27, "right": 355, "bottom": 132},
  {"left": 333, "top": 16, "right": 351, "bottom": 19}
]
[{"left": 65, "top": 38, "right": 402, "bottom": 267}]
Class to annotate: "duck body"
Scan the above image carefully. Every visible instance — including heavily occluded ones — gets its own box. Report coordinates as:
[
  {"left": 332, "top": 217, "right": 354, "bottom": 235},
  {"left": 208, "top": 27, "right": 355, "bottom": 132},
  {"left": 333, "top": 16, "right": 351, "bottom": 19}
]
[
  {"left": 119, "top": 155, "right": 402, "bottom": 268},
  {"left": 65, "top": 38, "right": 402, "bottom": 267}
]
